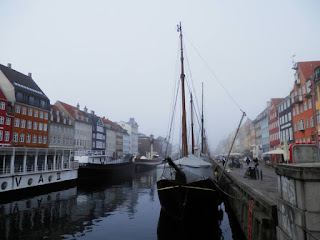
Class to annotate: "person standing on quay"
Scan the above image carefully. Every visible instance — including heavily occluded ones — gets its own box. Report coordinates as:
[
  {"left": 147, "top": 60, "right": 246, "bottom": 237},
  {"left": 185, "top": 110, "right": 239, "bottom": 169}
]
[{"left": 246, "top": 156, "right": 250, "bottom": 166}]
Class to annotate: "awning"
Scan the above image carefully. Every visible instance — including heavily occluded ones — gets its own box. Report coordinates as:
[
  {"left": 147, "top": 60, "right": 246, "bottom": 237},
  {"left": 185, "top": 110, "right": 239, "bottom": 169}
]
[
  {"left": 263, "top": 148, "right": 284, "bottom": 155},
  {"left": 229, "top": 153, "right": 242, "bottom": 156}
]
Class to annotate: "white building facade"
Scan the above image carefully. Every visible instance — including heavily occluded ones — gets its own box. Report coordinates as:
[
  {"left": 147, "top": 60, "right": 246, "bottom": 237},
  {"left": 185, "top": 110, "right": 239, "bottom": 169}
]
[{"left": 118, "top": 118, "right": 139, "bottom": 155}]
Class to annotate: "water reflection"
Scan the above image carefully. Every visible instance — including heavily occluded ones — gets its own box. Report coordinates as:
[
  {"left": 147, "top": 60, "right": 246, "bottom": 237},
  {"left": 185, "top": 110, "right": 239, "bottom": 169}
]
[{"left": 0, "top": 169, "right": 245, "bottom": 240}]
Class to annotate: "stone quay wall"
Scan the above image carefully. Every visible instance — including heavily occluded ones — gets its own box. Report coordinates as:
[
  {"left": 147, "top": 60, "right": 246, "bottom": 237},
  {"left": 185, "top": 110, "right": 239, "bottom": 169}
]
[
  {"left": 213, "top": 162, "right": 278, "bottom": 240},
  {"left": 275, "top": 163, "right": 320, "bottom": 240}
]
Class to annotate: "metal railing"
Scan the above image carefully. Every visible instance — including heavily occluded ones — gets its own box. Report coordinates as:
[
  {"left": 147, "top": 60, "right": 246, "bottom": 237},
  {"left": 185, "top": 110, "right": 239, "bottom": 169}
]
[{"left": 0, "top": 166, "right": 11, "bottom": 175}]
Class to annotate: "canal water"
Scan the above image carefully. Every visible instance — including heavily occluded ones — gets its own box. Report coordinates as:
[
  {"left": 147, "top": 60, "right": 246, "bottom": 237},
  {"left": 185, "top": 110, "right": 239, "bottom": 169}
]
[{"left": 0, "top": 169, "right": 245, "bottom": 239}]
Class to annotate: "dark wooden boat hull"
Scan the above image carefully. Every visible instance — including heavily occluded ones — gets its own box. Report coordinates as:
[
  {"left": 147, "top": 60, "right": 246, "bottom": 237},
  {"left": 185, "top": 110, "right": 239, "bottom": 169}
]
[
  {"left": 157, "top": 178, "right": 217, "bottom": 220},
  {"left": 79, "top": 162, "right": 135, "bottom": 179}
]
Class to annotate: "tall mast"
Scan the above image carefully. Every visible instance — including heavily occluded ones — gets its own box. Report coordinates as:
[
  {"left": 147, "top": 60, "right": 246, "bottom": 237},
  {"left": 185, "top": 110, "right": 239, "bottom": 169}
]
[
  {"left": 190, "top": 93, "right": 195, "bottom": 154},
  {"left": 201, "top": 82, "right": 204, "bottom": 153},
  {"left": 178, "top": 22, "right": 188, "bottom": 157}
]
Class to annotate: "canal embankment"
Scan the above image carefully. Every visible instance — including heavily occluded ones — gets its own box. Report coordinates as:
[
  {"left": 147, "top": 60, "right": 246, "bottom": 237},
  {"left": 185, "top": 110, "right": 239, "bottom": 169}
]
[
  {"left": 213, "top": 160, "right": 278, "bottom": 240},
  {"left": 213, "top": 159, "right": 320, "bottom": 240}
]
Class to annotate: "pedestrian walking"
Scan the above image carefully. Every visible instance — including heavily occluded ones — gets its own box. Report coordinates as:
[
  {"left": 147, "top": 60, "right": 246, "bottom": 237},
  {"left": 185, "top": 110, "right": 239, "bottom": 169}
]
[{"left": 246, "top": 156, "right": 250, "bottom": 166}]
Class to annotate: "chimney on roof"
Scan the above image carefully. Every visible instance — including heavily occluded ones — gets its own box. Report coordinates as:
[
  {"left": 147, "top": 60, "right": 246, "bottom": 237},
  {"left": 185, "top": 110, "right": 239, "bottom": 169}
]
[
  {"left": 7, "top": 63, "right": 11, "bottom": 69},
  {"left": 28, "top": 73, "right": 32, "bottom": 78},
  {"left": 91, "top": 110, "right": 95, "bottom": 115},
  {"left": 84, "top": 106, "right": 88, "bottom": 113},
  {"left": 77, "top": 103, "right": 80, "bottom": 109}
]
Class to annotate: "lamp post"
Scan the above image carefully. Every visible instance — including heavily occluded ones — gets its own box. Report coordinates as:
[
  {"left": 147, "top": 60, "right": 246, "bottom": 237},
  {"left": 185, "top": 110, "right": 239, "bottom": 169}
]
[{"left": 150, "top": 134, "right": 154, "bottom": 160}]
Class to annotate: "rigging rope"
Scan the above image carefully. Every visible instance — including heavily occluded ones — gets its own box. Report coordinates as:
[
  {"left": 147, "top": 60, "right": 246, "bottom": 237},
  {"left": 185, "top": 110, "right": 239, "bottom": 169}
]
[
  {"left": 165, "top": 40, "right": 181, "bottom": 156},
  {"left": 184, "top": 31, "right": 245, "bottom": 114}
]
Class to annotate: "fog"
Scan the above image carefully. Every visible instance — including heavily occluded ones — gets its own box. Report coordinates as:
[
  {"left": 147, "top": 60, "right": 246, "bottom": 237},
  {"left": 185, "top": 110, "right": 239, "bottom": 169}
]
[{"left": 1, "top": 0, "right": 319, "bottom": 151}]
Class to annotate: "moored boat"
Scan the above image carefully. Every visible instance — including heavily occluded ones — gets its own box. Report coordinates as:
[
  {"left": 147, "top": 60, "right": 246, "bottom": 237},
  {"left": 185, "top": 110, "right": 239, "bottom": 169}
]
[
  {"left": 156, "top": 22, "right": 217, "bottom": 220},
  {"left": 75, "top": 151, "right": 135, "bottom": 179},
  {"left": 0, "top": 147, "right": 78, "bottom": 198},
  {"left": 135, "top": 156, "right": 163, "bottom": 171}
]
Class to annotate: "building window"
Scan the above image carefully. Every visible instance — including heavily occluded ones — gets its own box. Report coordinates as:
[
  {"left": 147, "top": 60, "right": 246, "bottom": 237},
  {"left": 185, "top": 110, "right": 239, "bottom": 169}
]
[
  {"left": 4, "top": 131, "right": 10, "bottom": 142},
  {"left": 38, "top": 135, "right": 42, "bottom": 144},
  {"left": 43, "top": 136, "right": 47, "bottom": 144},
  {"left": 310, "top": 117, "right": 314, "bottom": 127},
  {"left": 32, "top": 134, "right": 37, "bottom": 143},
  {"left": 19, "top": 133, "right": 25, "bottom": 142},
  {"left": 296, "top": 105, "right": 299, "bottom": 115},
  {"left": 14, "top": 118, "right": 20, "bottom": 127},
  {"left": 0, "top": 130, "right": 2, "bottom": 141},
  {"left": 27, "top": 120, "right": 32, "bottom": 129},
  {"left": 34, "top": 110, "right": 38, "bottom": 118},
  {"left": 33, "top": 122, "right": 38, "bottom": 130},
  {"left": 306, "top": 119, "right": 309, "bottom": 129},
  {"left": 40, "top": 111, "right": 43, "bottom": 119},
  {"left": 15, "top": 105, "right": 20, "bottom": 113},
  {"left": 308, "top": 99, "right": 312, "bottom": 109},
  {"left": 44, "top": 123, "right": 47, "bottom": 131},
  {"left": 304, "top": 101, "right": 307, "bottom": 111},
  {"left": 13, "top": 132, "right": 18, "bottom": 143},
  {"left": 44, "top": 113, "right": 48, "bottom": 120},
  {"left": 26, "top": 134, "right": 31, "bottom": 143},
  {"left": 300, "top": 104, "right": 303, "bottom": 113},
  {"left": 28, "top": 108, "right": 32, "bottom": 116},
  {"left": 293, "top": 108, "right": 295, "bottom": 116},
  {"left": 0, "top": 102, "right": 5, "bottom": 110},
  {"left": 39, "top": 123, "right": 43, "bottom": 131},
  {"left": 21, "top": 119, "right": 26, "bottom": 128},
  {"left": 317, "top": 110, "right": 320, "bottom": 126},
  {"left": 5, "top": 117, "right": 10, "bottom": 125},
  {"left": 22, "top": 107, "right": 27, "bottom": 115}
]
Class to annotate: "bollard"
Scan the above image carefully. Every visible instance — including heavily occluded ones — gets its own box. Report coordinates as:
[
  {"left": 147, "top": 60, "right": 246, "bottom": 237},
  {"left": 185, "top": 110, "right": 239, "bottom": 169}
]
[{"left": 260, "top": 169, "right": 263, "bottom": 180}]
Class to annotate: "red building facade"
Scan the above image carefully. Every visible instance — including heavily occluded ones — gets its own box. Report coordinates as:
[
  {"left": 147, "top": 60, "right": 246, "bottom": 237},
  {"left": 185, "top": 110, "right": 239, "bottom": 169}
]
[
  {"left": 269, "top": 98, "right": 284, "bottom": 163},
  {"left": 0, "top": 64, "right": 50, "bottom": 148},
  {"left": 291, "top": 61, "right": 320, "bottom": 144},
  {"left": 0, "top": 88, "right": 13, "bottom": 146}
]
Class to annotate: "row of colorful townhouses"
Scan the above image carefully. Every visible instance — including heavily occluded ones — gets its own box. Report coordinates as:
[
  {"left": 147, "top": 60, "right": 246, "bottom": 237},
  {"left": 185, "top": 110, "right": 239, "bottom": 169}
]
[
  {"left": 0, "top": 63, "right": 139, "bottom": 158},
  {"left": 216, "top": 61, "right": 320, "bottom": 163}
]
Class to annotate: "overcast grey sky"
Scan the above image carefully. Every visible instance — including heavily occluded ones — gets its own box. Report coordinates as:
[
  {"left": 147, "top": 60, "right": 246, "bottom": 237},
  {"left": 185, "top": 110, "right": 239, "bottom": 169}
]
[{"left": 1, "top": 0, "right": 319, "bottom": 151}]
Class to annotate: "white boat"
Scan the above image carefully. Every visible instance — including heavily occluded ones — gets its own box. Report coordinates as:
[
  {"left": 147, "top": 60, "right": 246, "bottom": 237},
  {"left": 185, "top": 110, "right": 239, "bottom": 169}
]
[{"left": 0, "top": 147, "right": 78, "bottom": 196}]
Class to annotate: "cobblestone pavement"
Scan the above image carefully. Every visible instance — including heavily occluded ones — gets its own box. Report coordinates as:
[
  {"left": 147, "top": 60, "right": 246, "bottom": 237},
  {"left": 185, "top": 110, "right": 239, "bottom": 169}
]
[{"left": 217, "top": 159, "right": 279, "bottom": 204}]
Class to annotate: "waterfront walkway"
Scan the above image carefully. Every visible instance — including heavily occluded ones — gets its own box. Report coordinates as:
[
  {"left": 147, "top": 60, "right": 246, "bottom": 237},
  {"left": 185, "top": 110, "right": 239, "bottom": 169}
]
[{"left": 215, "top": 159, "right": 279, "bottom": 204}]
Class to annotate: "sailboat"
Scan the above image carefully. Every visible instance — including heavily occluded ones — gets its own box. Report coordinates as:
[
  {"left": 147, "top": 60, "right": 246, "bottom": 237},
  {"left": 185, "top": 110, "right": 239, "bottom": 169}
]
[{"left": 156, "top": 23, "right": 217, "bottom": 220}]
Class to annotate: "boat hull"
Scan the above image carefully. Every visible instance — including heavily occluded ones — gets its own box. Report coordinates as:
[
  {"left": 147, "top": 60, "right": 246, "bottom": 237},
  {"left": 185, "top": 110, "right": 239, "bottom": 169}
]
[
  {"left": 157, "top": 178, "right": 217, "bottom": 220},
  {"left": 135, "top": 159, "right": 163, "bottom": 171},
  {"left": 78, "top": 162, "right": 135, "bottom": 179}
]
